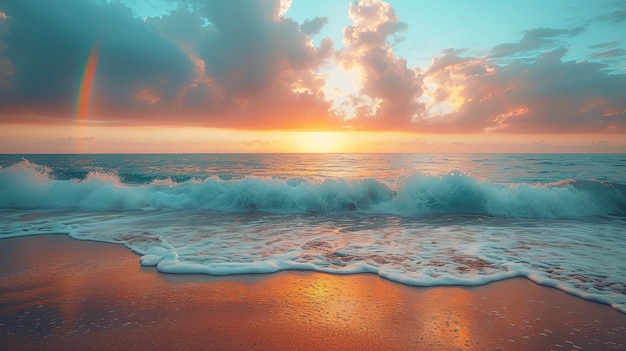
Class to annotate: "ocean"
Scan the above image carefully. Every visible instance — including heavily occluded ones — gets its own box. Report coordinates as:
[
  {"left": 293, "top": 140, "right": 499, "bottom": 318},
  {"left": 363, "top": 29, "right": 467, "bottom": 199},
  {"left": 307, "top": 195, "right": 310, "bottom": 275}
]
[{"left": 0, "top": 153, "right": 625, "bottom": 313}]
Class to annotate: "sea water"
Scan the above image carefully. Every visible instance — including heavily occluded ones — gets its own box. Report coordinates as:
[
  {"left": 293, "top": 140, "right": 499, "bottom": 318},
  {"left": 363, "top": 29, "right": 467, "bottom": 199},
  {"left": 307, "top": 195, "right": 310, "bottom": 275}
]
[{"left": 0, "top": 154, "right": 624, "bottom": 313}]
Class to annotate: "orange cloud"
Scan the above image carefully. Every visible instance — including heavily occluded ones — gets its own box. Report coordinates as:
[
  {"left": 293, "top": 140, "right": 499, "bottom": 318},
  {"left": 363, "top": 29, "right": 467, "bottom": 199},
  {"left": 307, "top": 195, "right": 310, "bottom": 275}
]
[{"left": 338, "top": 0, "right": 424, "bottom": 129}]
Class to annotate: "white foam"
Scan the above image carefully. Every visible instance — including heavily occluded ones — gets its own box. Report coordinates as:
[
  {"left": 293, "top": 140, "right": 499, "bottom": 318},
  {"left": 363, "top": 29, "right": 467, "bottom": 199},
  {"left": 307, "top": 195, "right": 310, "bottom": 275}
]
[{"left": 6, "top": 208, "right": 623, "bottom": 312}]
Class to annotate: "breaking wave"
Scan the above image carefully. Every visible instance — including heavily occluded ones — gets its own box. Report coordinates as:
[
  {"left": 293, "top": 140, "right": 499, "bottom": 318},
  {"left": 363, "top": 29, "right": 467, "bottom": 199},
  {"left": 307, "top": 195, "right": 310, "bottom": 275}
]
[{"left": 1, "top": 159, "right": 624, "bottom": 218}]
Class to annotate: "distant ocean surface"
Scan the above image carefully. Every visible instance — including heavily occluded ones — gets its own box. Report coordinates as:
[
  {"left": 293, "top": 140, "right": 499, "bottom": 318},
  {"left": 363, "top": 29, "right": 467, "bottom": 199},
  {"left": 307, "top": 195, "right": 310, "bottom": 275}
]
[{"left": 1, "top": 154, "right": 625, "bottom": 313}]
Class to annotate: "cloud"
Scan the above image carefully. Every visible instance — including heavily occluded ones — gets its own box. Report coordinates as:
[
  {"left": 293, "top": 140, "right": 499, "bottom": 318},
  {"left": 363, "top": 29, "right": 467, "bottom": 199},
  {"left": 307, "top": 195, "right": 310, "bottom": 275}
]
[
  {"left": 300, "top": 16, "right": 328, "bottom": 36},
  {"left": 242, "top": 139, "right": 278, "bottom": 146},
  {"left": 598, "top": 9, "right": 626, "bottom": 24},
  {"left": 398, "top": 137, "right": 432, "bottom": 146},
  {"left": 420, "top": 47, "right": 626, "bottom": 133},
  {"left": 0, "top": 0, "right": 624, "bottom": 136},
  {"left": 338, "top": 0, "right": 424, "bottom": 129},
  {"left": 334, "top": 1, "right": 625, "bottom": 134},
  {"left": 591, "top": 140, "right": 611, "bottom": 146},
  {"left": 591, "top": 48, "right": 626, "bottom": 59},
  {"left": 588, "top": 40, "right": 619, "bottom": 49},
  {"left": 0, "top": 10, "right": 12, "bottom": 89},
  {"left": 173, "top": 0, "right": 337, "bottom": 129},
  {"left": 0, "top": 0, "right": 195, "bottom": 121},
  {"left": 330, "top": 1, "right": 626, "bottom": 134},
  {"left": 53, "top": 136, "right": 96, "bottom": 144},
  {"left": 490, "top": 27, "right": 584, "bottom": 58},
  {"left": 0, "top": 0, "right": 339, "bottom": 129}
]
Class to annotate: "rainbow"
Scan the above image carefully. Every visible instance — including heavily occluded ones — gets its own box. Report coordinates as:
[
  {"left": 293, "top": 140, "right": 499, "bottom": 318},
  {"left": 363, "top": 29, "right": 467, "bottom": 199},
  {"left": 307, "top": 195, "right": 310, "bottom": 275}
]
[{"left": 75, "top": 44, "right": 99, "bottom": 120}]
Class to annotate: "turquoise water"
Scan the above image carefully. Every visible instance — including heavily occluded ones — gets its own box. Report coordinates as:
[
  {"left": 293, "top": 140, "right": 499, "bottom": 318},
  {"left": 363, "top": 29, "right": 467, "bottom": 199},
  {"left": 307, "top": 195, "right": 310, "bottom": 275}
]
[{"left": 1, "top": 154, "right": 625, "bottom": 313}]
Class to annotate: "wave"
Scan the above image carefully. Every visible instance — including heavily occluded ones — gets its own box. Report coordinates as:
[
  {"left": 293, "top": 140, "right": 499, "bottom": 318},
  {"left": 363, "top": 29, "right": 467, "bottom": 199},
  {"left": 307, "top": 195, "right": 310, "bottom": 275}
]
[{"left": 1, "top": 159, "right": 624, "bottom": 218}]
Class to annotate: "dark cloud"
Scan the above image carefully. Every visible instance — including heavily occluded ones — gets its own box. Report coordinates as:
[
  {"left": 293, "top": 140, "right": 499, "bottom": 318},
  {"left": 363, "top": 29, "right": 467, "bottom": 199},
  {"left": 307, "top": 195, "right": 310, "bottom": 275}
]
[
  {"left": 0, "top": 0, "right": 194, "bottom": 119},
  {"left": 591, "top": 48, "right": 626, "bottom": 58},
  {"left": 0, "top": 0, "right": 338, "bottom": 129},
  {"left": 300, "top": 16, "right": 328, "bottom": 36},
  {"left": 164, "top": 0, "right": 337, "bottom": 129},
  {"left": 588, "top": 40, "right": 619, "bottom": 49},
  {"left": 598, "top": 9, "right": 626, "bottom": 23},
  {"left": 490, "top": 27, "right": 584, "bottom": 58}
]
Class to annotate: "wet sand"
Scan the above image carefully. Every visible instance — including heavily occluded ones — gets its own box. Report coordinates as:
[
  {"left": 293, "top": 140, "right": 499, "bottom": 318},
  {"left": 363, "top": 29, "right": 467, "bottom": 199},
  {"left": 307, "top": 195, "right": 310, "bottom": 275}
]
[{"left": 1, "top": 235, "right": 625, "bottom": 350}]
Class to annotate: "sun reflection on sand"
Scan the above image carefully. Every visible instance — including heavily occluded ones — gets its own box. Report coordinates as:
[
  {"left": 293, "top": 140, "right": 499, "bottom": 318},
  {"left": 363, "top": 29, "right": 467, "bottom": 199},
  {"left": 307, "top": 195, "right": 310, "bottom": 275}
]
[
  {"left": 2, "top": 236, "right": 625, "bottom": 351},
  {"left": 414, "top": 287, "right": 478, "bottom": 348}
]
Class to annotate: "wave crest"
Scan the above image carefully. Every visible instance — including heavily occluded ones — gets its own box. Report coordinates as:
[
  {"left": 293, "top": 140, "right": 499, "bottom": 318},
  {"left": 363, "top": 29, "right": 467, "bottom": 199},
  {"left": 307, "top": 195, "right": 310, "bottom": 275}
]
[{"left": 1, "top": 159, "right": 624, "bottom": 218}]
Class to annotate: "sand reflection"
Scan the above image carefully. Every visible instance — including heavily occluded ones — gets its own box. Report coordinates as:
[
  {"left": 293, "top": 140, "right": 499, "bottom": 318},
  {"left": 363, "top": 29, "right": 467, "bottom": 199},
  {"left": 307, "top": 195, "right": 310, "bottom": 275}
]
[{"left": 2, "top": 235, "right": 625, "bottom": 351}]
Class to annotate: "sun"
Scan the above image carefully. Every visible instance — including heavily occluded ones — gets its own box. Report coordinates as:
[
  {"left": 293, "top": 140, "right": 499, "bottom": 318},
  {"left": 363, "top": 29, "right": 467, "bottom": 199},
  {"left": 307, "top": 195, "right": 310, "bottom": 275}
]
[{"left": 293, "top": 131, "right": 346, "bottom": 153}]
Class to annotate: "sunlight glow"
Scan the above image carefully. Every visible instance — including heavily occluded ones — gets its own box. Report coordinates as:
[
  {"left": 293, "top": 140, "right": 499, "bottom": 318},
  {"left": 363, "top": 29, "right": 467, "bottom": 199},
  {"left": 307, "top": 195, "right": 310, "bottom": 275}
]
[
  {"left": 1, "top": 124, "right": 624, "bottom": 153},
  {"left": 293, "top": 132, "right": 347, "bottom": 153}
]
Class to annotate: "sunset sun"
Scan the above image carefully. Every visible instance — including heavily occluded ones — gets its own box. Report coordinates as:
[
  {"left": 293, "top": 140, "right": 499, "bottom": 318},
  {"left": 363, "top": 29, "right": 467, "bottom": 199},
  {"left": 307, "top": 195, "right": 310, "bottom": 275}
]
[{"left": 295, "top": 131, "right": 346, "bottom": 153}]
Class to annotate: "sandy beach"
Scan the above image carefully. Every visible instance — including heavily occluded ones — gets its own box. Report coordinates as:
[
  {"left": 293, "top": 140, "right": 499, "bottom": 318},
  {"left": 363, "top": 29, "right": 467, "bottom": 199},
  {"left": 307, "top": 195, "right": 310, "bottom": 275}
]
[{"left": 1, "top": 235, "right": 624, "bottom": 350}]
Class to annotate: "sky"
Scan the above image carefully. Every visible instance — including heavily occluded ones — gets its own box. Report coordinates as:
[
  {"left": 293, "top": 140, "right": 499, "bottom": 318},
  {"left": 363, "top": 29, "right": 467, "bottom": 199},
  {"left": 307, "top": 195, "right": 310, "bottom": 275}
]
[{"left": 0, "top": 0, "right": 625, "bottom": 153}]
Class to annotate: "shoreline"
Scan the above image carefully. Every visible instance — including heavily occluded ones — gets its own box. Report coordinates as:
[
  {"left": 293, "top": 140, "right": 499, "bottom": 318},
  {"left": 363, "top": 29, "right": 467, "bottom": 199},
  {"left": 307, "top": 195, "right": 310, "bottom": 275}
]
[{"left": 1, "top": 235, "right": 625, "bottom": 350}]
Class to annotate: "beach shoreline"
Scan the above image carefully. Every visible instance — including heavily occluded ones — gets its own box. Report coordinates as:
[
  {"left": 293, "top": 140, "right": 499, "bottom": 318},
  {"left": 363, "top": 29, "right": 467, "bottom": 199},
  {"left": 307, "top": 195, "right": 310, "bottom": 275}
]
[{"left": 1, "top": 235, "right": 625, "bottom": 350}]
